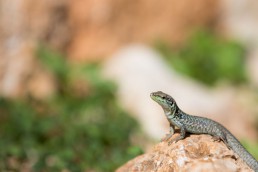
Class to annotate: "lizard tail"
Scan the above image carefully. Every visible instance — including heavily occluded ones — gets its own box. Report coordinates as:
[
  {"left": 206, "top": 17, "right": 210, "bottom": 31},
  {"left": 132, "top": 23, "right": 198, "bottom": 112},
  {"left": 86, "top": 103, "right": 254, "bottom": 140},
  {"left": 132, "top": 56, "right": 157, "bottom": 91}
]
[{"left": 226, "top": 132, "right": 258, "bottom": 172}]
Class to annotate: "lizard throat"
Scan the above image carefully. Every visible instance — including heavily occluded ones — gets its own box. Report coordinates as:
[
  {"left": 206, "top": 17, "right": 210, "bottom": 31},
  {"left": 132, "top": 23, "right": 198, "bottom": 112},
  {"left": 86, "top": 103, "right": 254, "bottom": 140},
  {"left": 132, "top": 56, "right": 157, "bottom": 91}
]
[{"left": 165, "top": 109, "right": 175, "bottom": 119}]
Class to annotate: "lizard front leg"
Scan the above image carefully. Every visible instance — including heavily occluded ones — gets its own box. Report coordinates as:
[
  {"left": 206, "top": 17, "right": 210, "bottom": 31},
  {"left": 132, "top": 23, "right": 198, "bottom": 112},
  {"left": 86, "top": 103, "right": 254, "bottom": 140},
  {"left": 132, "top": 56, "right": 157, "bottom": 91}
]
[{"left": 168, "top": 123, "right": 186, "bottom": 145}]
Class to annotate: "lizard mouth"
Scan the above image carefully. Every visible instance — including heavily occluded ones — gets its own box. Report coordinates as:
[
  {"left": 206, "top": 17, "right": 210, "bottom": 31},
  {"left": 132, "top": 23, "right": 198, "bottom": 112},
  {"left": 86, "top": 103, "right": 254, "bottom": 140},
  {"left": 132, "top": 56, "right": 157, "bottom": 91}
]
[
  {"left": 150, "top": 92, "right": 163, "bottom": 104},
  {"left": 150, "top": 92, "right": 158, "bottom": 100}
]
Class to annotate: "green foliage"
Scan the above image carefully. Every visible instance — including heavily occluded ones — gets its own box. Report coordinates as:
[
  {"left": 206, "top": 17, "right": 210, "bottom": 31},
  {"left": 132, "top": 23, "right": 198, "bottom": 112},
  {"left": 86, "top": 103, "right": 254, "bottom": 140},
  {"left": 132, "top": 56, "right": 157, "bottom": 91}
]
[
  {"left": 0, "top": 47, "right": 143, "bottom": 171},
  {"left": 156, "top": 30, "right": 247, "bottom": 86}
]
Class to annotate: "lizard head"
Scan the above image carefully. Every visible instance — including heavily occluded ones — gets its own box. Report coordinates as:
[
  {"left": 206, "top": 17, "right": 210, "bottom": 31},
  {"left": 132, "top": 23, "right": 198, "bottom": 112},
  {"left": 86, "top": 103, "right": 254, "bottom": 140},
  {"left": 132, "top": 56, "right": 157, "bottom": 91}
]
[{"left": 150, "top": 91, "right": 177, "bottom": 115}]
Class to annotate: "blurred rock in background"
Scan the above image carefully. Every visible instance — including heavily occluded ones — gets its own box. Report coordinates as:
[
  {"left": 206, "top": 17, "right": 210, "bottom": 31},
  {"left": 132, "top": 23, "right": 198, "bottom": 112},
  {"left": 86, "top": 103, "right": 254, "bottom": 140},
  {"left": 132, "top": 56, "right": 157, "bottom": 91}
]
[
  {"left": 67, "top": 0, "right": 218, "bottom": 60},
  {"left": 0, "top": 0, "right": 218, "bottom": 97},
  {"left": 0, "top": 0, "right": 68, "bottom": 98}
]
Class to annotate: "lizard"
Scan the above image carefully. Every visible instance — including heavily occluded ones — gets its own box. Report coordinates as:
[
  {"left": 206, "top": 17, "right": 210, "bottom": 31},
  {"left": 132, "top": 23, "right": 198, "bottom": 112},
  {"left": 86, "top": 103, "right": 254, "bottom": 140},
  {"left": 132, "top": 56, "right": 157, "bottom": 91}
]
[{"left": 150, "top": 91, "right": 258, "bottom": 172}]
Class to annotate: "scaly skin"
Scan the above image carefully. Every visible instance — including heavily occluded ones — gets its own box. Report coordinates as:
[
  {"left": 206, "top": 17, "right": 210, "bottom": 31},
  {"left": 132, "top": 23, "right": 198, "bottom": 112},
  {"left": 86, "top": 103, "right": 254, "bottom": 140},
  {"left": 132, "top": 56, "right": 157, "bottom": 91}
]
[{"left": 150, "top": 91, "right": 258, "bottom": 172}]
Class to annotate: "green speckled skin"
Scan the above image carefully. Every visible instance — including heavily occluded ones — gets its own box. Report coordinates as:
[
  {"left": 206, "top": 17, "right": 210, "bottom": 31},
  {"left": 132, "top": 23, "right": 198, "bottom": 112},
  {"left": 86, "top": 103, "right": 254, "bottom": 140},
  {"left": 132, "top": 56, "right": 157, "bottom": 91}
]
[{"left": 151, "top": 91, "right": 258, "bottom": 172}]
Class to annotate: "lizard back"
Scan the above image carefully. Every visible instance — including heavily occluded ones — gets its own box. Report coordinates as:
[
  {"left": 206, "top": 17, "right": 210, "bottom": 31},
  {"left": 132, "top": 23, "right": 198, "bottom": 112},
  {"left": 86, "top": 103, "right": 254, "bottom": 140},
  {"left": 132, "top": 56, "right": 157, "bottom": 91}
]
[{"left": 174, "top": 109, "right": 258, "bottom": 171}]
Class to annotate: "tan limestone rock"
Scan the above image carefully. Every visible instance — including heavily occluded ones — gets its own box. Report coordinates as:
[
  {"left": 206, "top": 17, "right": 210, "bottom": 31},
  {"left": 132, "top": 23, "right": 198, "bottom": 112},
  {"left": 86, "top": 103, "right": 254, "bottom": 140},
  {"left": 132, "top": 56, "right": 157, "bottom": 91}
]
[{"left": 116, "top": 134, "right": 253, "bottom": 172}]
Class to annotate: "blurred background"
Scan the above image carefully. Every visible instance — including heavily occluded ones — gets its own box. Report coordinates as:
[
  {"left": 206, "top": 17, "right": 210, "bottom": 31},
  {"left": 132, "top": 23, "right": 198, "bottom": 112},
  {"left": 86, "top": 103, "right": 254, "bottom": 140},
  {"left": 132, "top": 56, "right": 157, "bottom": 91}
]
[{"left": 1, "top": 0, "right": 258, "bottom": 171}]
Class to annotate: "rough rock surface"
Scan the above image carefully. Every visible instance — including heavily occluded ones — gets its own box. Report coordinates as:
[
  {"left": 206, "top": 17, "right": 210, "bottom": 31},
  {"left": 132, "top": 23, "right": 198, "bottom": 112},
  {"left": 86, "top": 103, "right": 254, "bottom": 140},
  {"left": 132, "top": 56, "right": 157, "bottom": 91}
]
[{"left": 116, "top": 134, "right": 253, "bottom": 172}]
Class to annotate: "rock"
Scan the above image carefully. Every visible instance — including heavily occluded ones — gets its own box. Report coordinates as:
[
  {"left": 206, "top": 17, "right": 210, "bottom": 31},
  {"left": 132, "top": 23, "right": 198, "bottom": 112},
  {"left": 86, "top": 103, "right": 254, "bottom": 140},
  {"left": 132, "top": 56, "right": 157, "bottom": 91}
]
[
  {"left": 67, "top": 0, "right": 218, "bottom": 60},
  {"left": 0, "top": 0, "right": 68, "bottom": 98},
  {"left": 116, "top": 134, "right": 252, "bottom": 172}
]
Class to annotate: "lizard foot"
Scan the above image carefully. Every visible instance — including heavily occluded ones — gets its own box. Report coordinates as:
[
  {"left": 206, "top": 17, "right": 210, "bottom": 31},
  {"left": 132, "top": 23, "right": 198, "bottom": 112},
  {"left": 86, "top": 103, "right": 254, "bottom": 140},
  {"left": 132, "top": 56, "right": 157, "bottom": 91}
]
[
  {"left": 212, "top": 136, "right": 221, "bottom": 142},
  {"left": 168, "top": 135, "right": 183, "bottom": 145}
]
